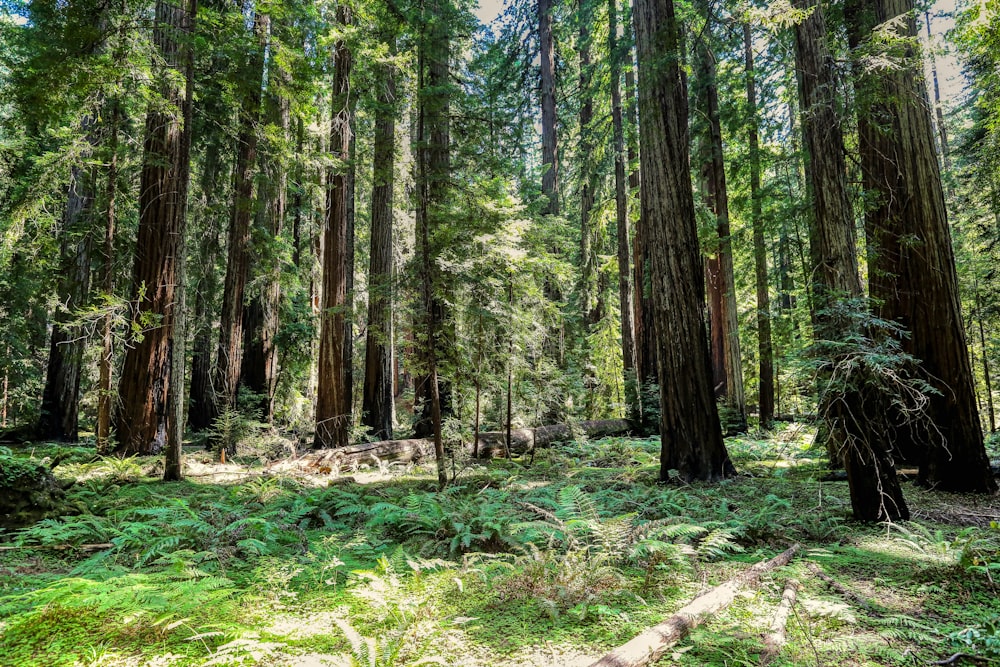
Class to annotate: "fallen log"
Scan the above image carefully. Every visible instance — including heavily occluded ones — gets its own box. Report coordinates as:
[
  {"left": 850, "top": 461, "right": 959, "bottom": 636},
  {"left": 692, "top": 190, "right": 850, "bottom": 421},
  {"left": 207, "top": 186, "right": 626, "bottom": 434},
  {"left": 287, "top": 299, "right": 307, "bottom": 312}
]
[
  {"left": 588, "top": 544, "right": 800, "bottom": 667},
  {"left": 760, "top": 578, "right": 799, "bottom": 666},
  {"left": 806, "top": 562, "right": 878, "bottom": 613},
  {"left": 293, "top": 419, "right": 632, "bottom": 469}
]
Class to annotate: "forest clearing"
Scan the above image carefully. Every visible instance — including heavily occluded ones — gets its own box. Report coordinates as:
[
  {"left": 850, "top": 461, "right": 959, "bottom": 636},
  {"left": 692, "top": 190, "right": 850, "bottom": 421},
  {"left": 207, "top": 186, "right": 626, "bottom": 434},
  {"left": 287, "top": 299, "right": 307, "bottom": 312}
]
[
  {"left": 4, "top": 0, "right": 1000, "bottom": 662},
  {"left": 3, "top": 429, "right": 1000, "bottom": 667}
]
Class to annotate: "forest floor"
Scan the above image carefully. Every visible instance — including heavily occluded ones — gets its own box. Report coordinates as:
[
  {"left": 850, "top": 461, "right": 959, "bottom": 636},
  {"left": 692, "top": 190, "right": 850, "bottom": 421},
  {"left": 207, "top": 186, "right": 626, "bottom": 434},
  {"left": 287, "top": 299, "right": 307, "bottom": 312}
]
[{"left": 2, "top": 424, "right": 1000, "bottom": 667}]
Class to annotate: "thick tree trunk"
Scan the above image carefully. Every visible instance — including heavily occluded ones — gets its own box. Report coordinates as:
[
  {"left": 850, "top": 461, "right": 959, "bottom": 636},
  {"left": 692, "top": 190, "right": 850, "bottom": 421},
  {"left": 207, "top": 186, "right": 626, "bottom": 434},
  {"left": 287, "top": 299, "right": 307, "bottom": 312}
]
[
  {"left": 362, "top": 42, "right": 397, "bottom": 441},
  {"left": 633, "top": 0, "right": 734, "bottom": 482},
  {"left": 846, "top": 0, "right": 995, "bottom": 493},
  {"left": 610, "top": 0, "right": 638, "bottom": 421},
  {"left": 745, "top": 24, "right": 774, "bottom": 429},
  {"left": 794, "top": 0, "right": 908, "bottom": 519},
  {"left": 114, "top": 0, "right": 191, "bottom": 455},
  {"left": 315, "top": 4, "right": 354, "bottom": 449},
  {"left": 213, "top": 10, "right": 268, "bottom": 427},
  {"left": 38, "top": 167, "right": 93, "bottom": 442},
  {"left": 692, "top": 21, "right": 746, "bottom": 432},
  {"left": 539, "top": 0, "right": 559, "bottom": 215}
]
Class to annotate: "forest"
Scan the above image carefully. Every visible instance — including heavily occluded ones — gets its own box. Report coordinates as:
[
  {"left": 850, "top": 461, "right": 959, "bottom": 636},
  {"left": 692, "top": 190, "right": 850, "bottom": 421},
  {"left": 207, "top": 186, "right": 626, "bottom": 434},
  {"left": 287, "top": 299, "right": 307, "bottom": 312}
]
[{"left": 2, "top": 0, "right": 1000, "bottom": 663}]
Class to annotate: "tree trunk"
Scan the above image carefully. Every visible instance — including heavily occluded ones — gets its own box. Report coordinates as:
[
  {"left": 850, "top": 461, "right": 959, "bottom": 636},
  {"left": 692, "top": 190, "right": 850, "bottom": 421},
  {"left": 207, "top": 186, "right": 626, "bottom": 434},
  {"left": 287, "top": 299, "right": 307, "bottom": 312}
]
[
  {"left": 97, "top": 106, "right": 119, "bottom": 452},
  {"left": 745, "top": 24, "right": 774, "bottom": 429},
  {"left": 38, "top": 166, "right": 93, "bottom": 442},
  {"left": 578, "top": 0, "right": 598, "bottom": 329},
  {"left": 692, "top": 18, "right": 746, "bottom": 432},
  {"left": 794, "top": 0, "right": 908, "bottom": 519},
  {"left": 213, "top": 9, "right": 268, "bottom": 428},
  {"left": 362, "top": 38, "right": 397, "bottom": 441},
  {"left": 633, "top": 0, "right": 734, "bottom": 482},
  {"left": 164, "top": 0, "right": 195, "bottom": 481},
  {"left": 610, "top": 0, "right": 638, "bottom": 421},
  {"left": 242, "top": 40, "right": 290, "bottom": 424},
  {"left": 975, "top": 275, "right": 996, "bottom": 433},
  {"left": 413, "top": 6, "right": 454, "bottom": 441},
  {"left": 846, "top": 0, "right": 995, "bottom": 493},
  {"left": 626, "top": 56, "right": 658, "bottom": 435},
  {"left": 114, "top": 0, "right": 192, "bottom": 455},
  {"left": 315, "top": 4, "right": 353, "bottom": 449},
  {"left": 186, "top": 140, "right": 224, "bottom": 433},
  {"left": 539, "top": 0, "right": 559, "bottom": 215}
]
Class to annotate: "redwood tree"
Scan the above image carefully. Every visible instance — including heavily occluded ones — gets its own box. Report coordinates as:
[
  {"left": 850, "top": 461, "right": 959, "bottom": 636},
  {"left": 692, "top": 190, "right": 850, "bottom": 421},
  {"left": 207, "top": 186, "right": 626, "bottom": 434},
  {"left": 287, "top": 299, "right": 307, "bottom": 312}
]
[
  {"left": 315, "top": 4, "right": 353, "bottom": 449},
  {"left": 633, "top": 0, "right": 734, "bottom": 482},
  {"left": 846, "top": 0, "right": 996, "bottom": 493},
  {"left": 744, "top": 24, "right": 774, "bottom": 429},
  {"left": 793, "top": 0, "right": 908, "bottom": 520},
  {"left": 692, "top": 15, "right": 746, "bottom": 432},
  {"left": 114, "top": 0, "right": 193, "bottom": 455},
  {"left": 213, "top": 9, "right": 268, "bottom": 424},
  {"left": 37, "top": 167, "right": 92, "bottom": 442},
  {"left": 362, "top": 35, "right": 397, "bottom": 441}
]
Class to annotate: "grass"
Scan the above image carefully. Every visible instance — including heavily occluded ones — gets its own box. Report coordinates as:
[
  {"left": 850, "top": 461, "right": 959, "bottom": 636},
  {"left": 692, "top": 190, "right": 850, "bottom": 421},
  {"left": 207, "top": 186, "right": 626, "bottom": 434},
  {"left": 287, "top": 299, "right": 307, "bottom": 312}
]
[{"left": 1, "top": 428, "right": 999, "bottom": 666}]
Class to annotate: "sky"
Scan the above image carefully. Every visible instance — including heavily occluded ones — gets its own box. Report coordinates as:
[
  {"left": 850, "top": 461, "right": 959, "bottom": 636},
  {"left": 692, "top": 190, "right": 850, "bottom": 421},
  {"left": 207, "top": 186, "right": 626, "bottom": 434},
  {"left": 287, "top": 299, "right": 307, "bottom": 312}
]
[{"left": 473, "top": 0, "right": 505, "bottom": 26}]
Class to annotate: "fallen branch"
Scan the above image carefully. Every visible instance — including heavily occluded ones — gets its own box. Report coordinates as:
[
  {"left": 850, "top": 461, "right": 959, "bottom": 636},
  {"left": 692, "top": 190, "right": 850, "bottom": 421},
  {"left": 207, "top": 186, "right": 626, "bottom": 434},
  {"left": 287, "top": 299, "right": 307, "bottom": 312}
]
[
  {"left": 760, "top": 579, "right": 799, "bottom": 666},
  {"left": 930, "top": 652, "right": 989, "bottom": 665},
  {"left": 806, "top": 562, "right": 878, "bottom": 613},
  {"left": 588, "top": 545, "right": 800, "bottom": 667},
  {"left": 0, "top": 543, "right": 113, "bottom": 552}
]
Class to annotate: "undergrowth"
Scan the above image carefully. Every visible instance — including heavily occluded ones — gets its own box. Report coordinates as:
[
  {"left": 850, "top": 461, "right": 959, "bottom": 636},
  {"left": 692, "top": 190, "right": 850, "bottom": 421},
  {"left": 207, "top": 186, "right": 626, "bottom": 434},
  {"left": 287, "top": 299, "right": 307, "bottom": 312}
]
[{"left": 1, "top": 433, "right": 998, "bottom": 666}]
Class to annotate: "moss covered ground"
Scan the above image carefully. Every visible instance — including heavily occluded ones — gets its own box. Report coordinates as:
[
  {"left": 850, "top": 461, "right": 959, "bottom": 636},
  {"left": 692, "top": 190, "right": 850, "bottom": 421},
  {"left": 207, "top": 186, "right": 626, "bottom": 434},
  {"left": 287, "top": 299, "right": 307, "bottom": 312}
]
[{"left": 1, "top": 426, "right": 999, "bottom": 666}]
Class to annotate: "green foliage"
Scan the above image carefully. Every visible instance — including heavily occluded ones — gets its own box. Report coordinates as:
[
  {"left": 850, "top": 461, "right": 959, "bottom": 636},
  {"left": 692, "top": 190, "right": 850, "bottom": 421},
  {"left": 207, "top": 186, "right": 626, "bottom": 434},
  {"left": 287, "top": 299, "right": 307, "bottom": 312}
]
[{"left": 366, "top": 487, "right": 517, "bottom": 555}]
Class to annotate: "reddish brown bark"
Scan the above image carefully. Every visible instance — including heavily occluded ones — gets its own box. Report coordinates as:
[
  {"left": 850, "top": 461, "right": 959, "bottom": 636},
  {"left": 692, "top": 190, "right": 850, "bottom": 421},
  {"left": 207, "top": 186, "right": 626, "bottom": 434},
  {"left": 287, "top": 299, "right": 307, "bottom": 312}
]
[
  {"left": 847, "top": 0, "right": 995, "bottom": 493},
  {"left": 362, "top": 40, "right": 397, "bottom": 441},
  {"left": 314, "top": 4, "right": 353, "bottom": 449},
  {"left": 794, "top": 0, "right": 908, "bottom": 520},
  {"left": 114, "top": 0, "right": 191, "bottom": 455},
  {"left": 633, "top": 0, "right": 734, "bottom": 481},
  {"left": 38, "top": 167, "right": 92, "bottom": 442},
  {"left": 213, "top": 10, "right": 268, "bottom": 425}
]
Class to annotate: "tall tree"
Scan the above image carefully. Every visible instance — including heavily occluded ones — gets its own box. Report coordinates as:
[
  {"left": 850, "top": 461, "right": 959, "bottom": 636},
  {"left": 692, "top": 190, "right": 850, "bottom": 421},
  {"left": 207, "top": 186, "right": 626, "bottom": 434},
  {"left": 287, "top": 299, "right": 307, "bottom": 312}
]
[
  {"left": 609, "top": 0, "right": 637, "bottom": 420},
  {"left": 846, "top": 0, "right": 996, "bottom": 493},
  {"left": 114, "top": 0, "right": 193, "bottom": 455},
  {"left": 414, "top": 0, "right": 452, "bottom": 487},
  {"left": 315, "top": 4, "right": 354, "bottom": 449},
  {"left": 213, "top": 8, "right": 269, "bottom": 425},
  {"left": 242, "top": 28, "right": 291, "bottom": 424},
  {"left": 633, "top": 0, "right": 734, "bottom": 481},
  {"left": 744, "top": 24, "right": 774, "bottom": 429},
  {"left": 627, "top": 57, "right": 658, "bottom": 434},
  {"left": 362, "top": 34, "right": 398, "bottom": 441},
  {"left": 37, "top": 167, "right": 92, "bottom": 441},
  {"left": 692, "top": 15, "right": 746, "bottom": 432},
  {"left": 793, "top": 0, "right": 908, "bottom": 520},
  {"left": 539, "top": 0, "right": 559, "bottom": 215},
  {"left": 578, "top": 0, "right": 598, "bottom": 328}
]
